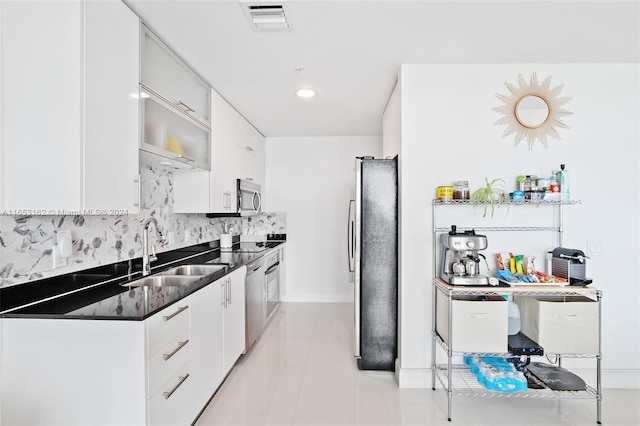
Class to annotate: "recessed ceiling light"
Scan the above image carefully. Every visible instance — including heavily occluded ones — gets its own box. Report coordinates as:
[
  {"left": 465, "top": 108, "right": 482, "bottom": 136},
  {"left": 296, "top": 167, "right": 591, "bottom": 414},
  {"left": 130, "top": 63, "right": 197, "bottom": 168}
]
[{"left": 296, "top": 88, "right": 316, "bottom": 98}]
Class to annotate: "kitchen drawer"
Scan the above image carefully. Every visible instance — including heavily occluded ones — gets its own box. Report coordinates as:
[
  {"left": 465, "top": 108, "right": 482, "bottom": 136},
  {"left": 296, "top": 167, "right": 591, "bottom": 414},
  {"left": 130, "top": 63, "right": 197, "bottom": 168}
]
[
  {"left": 515, "top": 296, "right": 599, "bottom": 355},
  {"left": 147, "top": 300, "right": 190, "bottom": 356},
  {"left": 148, "top": 362, "right": 194, "bottom": 426},
  {"left": 436, "top": 292, "right": 508, "bottom": 353},
  {"left": 148, "top": 329, "right": 190, "bottom": 397}
]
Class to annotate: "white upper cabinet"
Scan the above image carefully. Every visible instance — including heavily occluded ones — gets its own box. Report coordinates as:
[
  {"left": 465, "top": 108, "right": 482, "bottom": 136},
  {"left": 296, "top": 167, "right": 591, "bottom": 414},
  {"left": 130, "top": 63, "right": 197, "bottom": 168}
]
[
  {"left": 141, "top": 29, "right": 210, "bottom": 125},
  {"left": 0, "top": 0, "right": 140, "bottom": 213},
  {"left": 174, "top": 88, "right": 265, "bottom": 214},
  {"left": 84, "top": 0, "right": 141, "bottom": 212},
  {"left": 227, "top": 104, "right": 265, "bottom": 187},
  {"left": 140, "top": 25, "right": 211, "bottom": 171},
  {"left": 1, "top": 1, "right": 83, "bottom": 212},
  {"left": 211, "top": 90, "right": 240, "bottom": 213}
]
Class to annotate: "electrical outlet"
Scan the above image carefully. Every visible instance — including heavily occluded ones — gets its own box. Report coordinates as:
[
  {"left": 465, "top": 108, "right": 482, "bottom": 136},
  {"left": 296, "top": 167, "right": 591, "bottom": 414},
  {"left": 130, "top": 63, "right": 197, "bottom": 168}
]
[
  {"left": 184, "top": 230, "right": 191, "bottom": 243},
  {"left": 587, "top": 240, "right": 603, "bottom": 257}
]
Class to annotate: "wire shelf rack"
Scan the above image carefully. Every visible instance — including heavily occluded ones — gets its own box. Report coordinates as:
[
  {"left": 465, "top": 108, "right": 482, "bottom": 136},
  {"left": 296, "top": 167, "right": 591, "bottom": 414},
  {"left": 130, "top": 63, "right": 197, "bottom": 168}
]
[{"left": 433, "top": 364, "right": 599, "bottom": 400}]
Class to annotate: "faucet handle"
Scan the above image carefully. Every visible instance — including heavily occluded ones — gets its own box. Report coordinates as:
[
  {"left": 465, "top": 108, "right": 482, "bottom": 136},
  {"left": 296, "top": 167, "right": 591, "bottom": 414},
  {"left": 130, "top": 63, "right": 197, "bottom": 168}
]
[{"left": 150, "top": 245, "right": 158, "bottom": 262}]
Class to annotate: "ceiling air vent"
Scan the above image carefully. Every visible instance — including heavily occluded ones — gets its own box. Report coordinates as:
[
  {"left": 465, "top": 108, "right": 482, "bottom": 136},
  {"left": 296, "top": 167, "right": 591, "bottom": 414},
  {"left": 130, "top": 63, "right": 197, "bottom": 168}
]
[{"left": 241, "top": 2, "right": 291, "bottom": 32}]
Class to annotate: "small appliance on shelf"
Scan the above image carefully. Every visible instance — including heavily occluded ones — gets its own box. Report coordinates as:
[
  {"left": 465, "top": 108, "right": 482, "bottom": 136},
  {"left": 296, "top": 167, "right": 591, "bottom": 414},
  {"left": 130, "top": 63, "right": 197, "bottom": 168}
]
[
  {"left": 551, "top": 247, "right": 593, "bottom": 286},
  {"left": 440, "top": 225, "right": 495, "bottom": 286}
]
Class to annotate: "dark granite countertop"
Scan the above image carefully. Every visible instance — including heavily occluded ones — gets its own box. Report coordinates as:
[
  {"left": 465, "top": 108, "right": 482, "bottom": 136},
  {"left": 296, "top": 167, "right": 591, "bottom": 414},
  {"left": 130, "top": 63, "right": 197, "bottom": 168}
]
[{"left": 0, "top": 240, "right": 283, "bottom": 321}]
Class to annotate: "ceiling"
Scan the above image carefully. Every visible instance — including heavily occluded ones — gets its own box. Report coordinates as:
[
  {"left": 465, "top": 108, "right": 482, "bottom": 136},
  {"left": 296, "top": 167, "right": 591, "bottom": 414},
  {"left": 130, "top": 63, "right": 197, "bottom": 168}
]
[{"left": 124, "top": 0, "right": 640, "bottom": 138}]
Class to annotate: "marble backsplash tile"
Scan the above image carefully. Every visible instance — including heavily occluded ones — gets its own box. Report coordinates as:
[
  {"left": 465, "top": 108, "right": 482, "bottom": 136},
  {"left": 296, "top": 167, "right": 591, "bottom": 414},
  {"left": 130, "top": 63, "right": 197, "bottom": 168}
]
[{"left": 0, "top": 165, "right": 286, "bottom": 288}]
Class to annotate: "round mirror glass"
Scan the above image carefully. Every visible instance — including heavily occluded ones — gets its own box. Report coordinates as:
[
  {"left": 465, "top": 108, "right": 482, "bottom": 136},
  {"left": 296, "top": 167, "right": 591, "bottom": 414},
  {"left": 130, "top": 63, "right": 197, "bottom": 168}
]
[{"left": 515, "top": 95, "right": 550, "bottom": 128}]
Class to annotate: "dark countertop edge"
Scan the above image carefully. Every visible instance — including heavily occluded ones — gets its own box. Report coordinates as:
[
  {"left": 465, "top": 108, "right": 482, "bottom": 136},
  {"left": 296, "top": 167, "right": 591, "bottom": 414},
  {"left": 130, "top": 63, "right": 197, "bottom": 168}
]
[{"left": 0, "top": 240, "right": 285, "bottom": 321}]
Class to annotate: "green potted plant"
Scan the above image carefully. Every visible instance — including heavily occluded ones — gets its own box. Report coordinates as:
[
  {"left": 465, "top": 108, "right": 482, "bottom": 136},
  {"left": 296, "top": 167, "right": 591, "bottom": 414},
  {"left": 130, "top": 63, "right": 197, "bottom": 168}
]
[{"left": 471, "top": 178, "right": 507, "bottom": 217}]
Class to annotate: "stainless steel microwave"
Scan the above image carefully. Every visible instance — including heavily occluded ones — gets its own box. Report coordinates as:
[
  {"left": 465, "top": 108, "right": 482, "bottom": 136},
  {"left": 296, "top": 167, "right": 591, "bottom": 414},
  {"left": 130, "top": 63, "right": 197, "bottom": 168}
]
[{"left": 237, "top": 179, "right": 261, "bottom": 216}]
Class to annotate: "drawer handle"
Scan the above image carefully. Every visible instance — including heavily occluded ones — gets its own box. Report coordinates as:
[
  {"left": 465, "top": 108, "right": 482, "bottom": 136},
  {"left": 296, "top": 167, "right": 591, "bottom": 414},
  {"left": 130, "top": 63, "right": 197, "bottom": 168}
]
[
  {"left": 163, "top": 374, "right": 189, "bottom": 400},
  {"left": 471, "top": 313, "right": 489, "bottom": 319},
  {"left": 163, "top": 339, "right": 189, "bottom": 361},
  {"left": 163, "top": 305, "right": 189, "bottom": 321}
]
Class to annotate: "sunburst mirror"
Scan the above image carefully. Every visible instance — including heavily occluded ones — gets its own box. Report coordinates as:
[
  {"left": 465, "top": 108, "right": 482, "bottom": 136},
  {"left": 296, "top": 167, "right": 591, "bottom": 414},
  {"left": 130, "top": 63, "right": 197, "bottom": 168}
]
[{"left": 493, "top": 73, "right": 573, "bottom": 150}]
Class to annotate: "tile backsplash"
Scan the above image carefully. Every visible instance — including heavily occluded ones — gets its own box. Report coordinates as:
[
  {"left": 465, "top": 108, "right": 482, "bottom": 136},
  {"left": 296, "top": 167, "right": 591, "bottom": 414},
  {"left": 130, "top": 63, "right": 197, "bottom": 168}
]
[{"left": 0, "top": 165, "right": 286, "bottom": 288}]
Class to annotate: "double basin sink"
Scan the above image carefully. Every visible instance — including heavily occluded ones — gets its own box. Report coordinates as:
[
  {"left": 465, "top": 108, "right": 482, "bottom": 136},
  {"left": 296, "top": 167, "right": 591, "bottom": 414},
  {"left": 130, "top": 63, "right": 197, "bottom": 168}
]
[{"left": 121, "top": 264, "right": 227, "bottom": 288}]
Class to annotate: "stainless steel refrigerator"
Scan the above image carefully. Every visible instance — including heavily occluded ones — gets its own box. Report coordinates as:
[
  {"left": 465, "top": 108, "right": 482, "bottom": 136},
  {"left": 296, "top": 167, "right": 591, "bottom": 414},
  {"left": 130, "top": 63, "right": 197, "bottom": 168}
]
[{"left": 348, "top": 156, "right": 398, "bottom": 371}]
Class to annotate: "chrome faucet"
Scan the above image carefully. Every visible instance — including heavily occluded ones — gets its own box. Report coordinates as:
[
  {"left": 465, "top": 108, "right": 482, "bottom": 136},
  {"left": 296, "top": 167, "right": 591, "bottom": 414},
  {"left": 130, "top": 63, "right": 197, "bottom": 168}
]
[{"left": 142, "top": 217, "right": 165, "bottom": 276}]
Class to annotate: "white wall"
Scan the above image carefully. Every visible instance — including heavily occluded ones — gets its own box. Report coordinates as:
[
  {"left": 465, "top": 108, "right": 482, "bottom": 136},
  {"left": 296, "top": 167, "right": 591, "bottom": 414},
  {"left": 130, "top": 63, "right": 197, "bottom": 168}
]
[
  {"left": 395, "top": 64, "right": 640, "bottom": 388},
  {"left": 265, "top": 136, "right": 382, "bottom": 302}
]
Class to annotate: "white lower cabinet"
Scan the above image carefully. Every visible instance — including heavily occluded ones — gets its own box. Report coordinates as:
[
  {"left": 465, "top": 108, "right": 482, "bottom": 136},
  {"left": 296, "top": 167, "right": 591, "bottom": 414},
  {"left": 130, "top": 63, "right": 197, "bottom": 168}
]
[
  {"left": 222, "top": 267, "right": 247, "bottom": 372},
  {"left": 145, "top": 301, "right": 195, "bottom": 425},
  {"left": 1, "top": 269, "right": 247, "bottom": 425},
  {"left": 0, "top": 318, "right": 148, "bottom": 425},
  {"left": 147, "top": 362, "right": 194, "bottom": 426},
  {"left": 190, "top": 267, "right": 247, "bottom": 410},
  {"left": 190, "top": 279, "right": 225, "bottom": 410}
]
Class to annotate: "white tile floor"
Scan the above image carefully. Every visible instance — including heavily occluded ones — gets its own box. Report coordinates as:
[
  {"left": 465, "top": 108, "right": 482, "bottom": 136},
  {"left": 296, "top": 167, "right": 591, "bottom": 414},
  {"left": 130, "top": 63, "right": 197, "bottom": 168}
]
[{"left": 195, "top": 303, "right": 639, "bottom": 426}]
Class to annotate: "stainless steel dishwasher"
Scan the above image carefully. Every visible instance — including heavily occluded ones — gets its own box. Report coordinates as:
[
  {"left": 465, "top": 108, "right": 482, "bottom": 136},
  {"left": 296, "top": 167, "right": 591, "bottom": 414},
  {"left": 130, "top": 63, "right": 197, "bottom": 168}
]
[{"left": 244, "top": 256, "right": 265, "bottom": 352}]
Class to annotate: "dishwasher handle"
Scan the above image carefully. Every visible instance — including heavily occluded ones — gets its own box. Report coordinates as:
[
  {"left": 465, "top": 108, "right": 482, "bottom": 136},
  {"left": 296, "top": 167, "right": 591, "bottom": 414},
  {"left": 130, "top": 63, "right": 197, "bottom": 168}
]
[
  {"left": 265, "top": 261, "right": 280, "bottom": 275},
  {"left": 246, "top": 260, "right": 264, "bottom": 276}
]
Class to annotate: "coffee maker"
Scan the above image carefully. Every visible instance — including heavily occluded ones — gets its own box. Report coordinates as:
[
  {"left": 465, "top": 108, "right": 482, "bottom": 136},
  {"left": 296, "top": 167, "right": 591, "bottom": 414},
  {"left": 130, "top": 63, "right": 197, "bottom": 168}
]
[{"left": 440, "top": 225, "right": 491, "bottom": 285}]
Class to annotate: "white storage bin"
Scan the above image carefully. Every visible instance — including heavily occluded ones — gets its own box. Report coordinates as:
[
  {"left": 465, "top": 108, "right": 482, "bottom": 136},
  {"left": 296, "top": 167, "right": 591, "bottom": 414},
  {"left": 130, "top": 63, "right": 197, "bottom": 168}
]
[
  {"left": 514, "top": 296, "right": 599, "bottom": 355},
  {"left": 436, "top": 292, "right": 508, "bottom": 353}
]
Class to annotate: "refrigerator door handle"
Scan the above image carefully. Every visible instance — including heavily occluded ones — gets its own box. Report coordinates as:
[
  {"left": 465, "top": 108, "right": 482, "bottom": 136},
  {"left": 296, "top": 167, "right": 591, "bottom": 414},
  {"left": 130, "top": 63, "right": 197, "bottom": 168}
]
[{"left": 348, "top": 199, "right": 355, "bottom": 272}]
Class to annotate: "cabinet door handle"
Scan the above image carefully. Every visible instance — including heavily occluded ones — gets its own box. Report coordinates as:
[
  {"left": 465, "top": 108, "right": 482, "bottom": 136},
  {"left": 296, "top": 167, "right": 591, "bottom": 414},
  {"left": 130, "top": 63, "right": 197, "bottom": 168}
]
[
  {"left": 163, "top": 374, "right": 189, "bottom": 399},
  {"left": 175, "top": 154, "right": 195, "bottom": 163},
  {"left": 163, "top": 339, "right": 189, "bottom": 361},
  {"left": 226, "top": 279, "right": 231, "bottom": 304},
  {"left": 245, "top": 146, "right": 254, "bottom": 152},
  {"left": 163, "top": 305, "right": 189, "bottom": 321},
  {"left": 221, "top": 282, "right": 226, "bottom": 308},
  {"left": 177, "top": 100, "right": 195, "bottom": 113},
  {"left": 133, "top": 176, "right": 141, "bottom": 207}
]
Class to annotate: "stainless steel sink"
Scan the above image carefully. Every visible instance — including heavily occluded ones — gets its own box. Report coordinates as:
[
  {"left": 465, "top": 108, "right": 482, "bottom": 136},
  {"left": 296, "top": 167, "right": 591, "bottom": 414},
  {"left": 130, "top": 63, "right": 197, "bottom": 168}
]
[
  {"left": 121, "top": 275, "right": 197, "bottom": 287},
  {"left": 159, "top": 264, "right": 226, "bottom": 276}
]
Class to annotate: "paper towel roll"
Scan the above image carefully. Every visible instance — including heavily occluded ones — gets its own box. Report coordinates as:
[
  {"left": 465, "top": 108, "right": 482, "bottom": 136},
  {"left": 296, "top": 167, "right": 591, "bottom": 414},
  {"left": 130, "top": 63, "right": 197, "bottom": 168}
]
[{"left": 220, "top": 234, "right": 232, "bottom": 248}]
